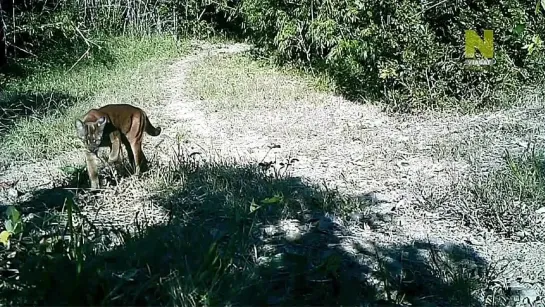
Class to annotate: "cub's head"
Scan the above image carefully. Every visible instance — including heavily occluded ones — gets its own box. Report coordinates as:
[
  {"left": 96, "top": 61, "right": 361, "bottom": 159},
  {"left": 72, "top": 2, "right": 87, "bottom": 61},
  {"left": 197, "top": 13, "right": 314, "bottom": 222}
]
[{"left": 75, "top": 116, "right": 107, "bottom": 153}]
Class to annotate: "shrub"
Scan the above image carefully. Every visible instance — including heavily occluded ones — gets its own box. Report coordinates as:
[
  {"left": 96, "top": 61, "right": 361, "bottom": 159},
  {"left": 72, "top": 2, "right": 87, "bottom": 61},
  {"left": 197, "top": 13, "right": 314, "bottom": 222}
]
[
  {"left": 237, "top": 0, "right": 545, "bottom": 112},
  {"left": 0, "top": 0, "right": 232, "bottom": 70},
  {"left": 2, "top": 0, "right": 544, "bottom": 113}
]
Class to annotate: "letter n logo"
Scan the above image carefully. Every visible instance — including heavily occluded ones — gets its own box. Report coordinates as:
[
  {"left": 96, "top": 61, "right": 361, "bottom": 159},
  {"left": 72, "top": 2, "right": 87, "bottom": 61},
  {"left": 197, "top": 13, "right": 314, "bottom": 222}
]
[{"left": 465, "top": 30, "right": 494, "bottom": 59}]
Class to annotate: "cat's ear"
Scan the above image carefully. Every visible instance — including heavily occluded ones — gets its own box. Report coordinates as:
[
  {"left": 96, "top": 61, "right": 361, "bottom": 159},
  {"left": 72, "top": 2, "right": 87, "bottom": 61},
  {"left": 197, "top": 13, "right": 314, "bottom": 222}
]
[
  {"left": 97, "top": 116, "right": 107, "bottom": 126},
  {"left": 75, "top": 119, "right": 86, "bottom": 137}
]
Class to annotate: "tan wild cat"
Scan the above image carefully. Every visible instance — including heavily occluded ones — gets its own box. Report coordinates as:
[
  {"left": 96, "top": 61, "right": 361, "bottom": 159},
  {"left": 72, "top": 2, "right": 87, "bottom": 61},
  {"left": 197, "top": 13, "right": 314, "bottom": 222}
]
[{"left": 75, "top": 104, "right": 162, "bottom": 189}]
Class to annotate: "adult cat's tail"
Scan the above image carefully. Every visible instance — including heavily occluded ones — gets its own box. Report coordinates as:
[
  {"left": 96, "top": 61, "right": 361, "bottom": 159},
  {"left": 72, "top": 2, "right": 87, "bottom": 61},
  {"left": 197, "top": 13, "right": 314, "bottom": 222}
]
[{"left": 144, "top": 113, "right": 162, "bottom": 136}]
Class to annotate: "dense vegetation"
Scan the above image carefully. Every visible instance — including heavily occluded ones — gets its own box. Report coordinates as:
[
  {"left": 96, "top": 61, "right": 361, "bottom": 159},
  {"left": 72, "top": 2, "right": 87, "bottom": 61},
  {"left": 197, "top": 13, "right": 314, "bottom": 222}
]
[
  {"left": 2, "top": 0, "right": 544, "bottom": 112},
  {"left": 239, "top": 0, "right": 545, "bottom": 112}
]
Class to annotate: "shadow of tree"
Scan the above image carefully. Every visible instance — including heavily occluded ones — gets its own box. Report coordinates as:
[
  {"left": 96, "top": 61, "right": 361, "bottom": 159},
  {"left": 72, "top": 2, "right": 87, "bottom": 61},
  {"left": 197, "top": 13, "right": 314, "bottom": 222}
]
[
  {"left": 0, "top": 156, "right": 495, "bottom": 306},
  {"left": 0, "top": 91, "right": 80, "bottom": 137}
]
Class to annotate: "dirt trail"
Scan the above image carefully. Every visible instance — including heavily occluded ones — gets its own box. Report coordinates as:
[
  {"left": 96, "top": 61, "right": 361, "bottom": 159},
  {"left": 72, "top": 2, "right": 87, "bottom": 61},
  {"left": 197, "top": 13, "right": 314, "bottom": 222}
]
[
  {"left": 1, "top": 42, "right": 545, "bottom": 302},
  {"left": 149, "top": 42, "right": 545, "bottom": 300}
]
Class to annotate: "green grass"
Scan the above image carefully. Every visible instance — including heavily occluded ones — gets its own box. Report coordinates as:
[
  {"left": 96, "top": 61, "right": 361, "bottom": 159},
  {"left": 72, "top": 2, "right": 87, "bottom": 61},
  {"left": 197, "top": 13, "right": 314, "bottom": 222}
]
[
  {"left": 423, "top": 145, "right": 545, "bottom": 242},
  {"left": 0, "top": 35, "right": 188, "bottom": 165},
  {"left": 186, "top": 53, "right": 334, "bottom": 111},
  {"left": 467, "top": 147, "right": 545, "bottom": 241}
]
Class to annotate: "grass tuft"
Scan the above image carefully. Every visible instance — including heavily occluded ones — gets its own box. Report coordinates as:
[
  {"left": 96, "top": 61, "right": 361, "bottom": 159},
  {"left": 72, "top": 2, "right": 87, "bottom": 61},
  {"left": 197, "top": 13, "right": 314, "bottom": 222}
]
[
  {"left": 186, "top": 53, "right": 333, "bottom": 111},
  {"left": 423, "top": 145, "right": 545, "bottom": 242}
]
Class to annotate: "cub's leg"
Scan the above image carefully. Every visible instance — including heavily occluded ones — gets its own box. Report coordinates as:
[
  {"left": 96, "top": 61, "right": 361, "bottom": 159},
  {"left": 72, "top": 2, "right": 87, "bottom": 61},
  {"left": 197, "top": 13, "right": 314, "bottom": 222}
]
[
  {"left": 120, "top": 135, "right": 135, "bottom": 170},
  {"left": 86, "top": 151, "right": 100, "bottom": 189},
  {"left": 130, "top": 139, "right": 145, "bottom": 176},
  {"left": 140, "top": 150, "right": 150, "bottom": 173},
  {"left": 108, "top": 130, "right": 122, "bottom": 163}
]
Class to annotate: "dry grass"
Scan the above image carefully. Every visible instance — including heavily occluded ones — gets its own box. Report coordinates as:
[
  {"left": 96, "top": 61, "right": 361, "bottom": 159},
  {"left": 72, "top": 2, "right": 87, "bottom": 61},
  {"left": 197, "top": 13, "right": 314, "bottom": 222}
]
[
  {"left": 1, "top": 40, "right": 545, "bottom": 306},
  {"left": 186, "top": 54, "right": 332, "bottom": 111},
  {"left": 181, "top": 49, "right": 545, "bottom": 303}
]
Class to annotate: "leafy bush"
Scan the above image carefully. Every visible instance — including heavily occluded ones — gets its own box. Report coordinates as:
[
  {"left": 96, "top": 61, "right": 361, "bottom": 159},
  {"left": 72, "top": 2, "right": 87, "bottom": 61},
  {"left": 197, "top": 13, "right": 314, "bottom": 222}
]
[
  {"left": 2, "top": 0, "right": 544, "bottom": 112},
  {"left": 237, "top": 0, "right": 545, "bottom": 112},
  {"left": 0, "top": 0, "right": 233, "bottom": 71}
]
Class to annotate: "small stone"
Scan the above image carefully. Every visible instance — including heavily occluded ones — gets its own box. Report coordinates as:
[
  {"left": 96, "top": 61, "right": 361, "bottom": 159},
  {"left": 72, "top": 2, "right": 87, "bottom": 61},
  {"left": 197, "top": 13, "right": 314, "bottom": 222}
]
[
  {"left": 6, "top": 188, "right": 19, "bottom": 200},
  {"left": 465, "top": 236, "right": 484, "bottom": 246},
  {"left": 285, "top": 230, "right": 302, "bottom": 242},
  {"left": 514, "top": 231, "right": 528, "bottom": 239}
]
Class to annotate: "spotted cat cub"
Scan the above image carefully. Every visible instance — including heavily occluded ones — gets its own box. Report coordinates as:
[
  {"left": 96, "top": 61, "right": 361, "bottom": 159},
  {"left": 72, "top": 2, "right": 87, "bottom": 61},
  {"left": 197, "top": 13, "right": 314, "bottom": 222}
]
[{"left": 75, "top": 104, "right": 162, "bottom": 189}]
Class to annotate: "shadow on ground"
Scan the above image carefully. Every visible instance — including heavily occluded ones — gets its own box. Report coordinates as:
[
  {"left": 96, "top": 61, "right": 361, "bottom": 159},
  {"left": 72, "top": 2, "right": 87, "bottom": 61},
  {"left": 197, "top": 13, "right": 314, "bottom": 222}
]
[
  {"left": 0, "top": 91, "right": 80, "bottom": 137},
  {"left": 0, "top": 154, "right": 494, "bottom": 306}
]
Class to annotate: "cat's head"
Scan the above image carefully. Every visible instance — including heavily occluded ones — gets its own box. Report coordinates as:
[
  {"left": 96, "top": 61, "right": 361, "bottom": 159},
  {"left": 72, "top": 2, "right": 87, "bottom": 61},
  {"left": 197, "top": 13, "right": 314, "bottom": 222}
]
[{"left": 75, "top": 116, "right": 107, "bottom": 153}]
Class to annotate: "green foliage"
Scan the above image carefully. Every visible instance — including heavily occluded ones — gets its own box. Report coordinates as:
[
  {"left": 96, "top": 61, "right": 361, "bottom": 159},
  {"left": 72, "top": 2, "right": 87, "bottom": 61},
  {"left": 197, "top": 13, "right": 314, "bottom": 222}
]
[
  {"left": 0, "top": 35, "right": 185, "bottom": 163},
  {"left": 5, "top": 0, "right": 542, "bottom": 112},
  {"left": 0, "top": 0, "right": 233, "bottom": 74},
  {"left": 0, "top": 206, "right": 24, "bottom": 249},
  {"left": 236, "top": 0, "right": 545, "bottom": 112}
]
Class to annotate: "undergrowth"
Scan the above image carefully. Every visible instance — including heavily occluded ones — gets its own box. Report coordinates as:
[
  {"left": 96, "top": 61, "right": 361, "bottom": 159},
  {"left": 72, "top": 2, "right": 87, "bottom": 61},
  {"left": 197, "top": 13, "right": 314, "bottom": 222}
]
[
  {"left": 3, "top": 0, "right": 544, "bottom": 114},
  {"left": 0, "top": 145, "right": 499, "bottom": 306},
  {"left": 238, "top": 0, "right": 545, "bottom": 113}
]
